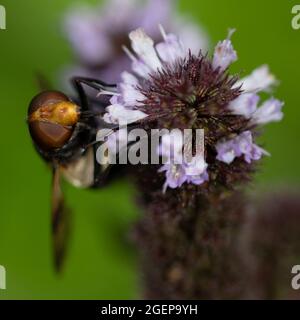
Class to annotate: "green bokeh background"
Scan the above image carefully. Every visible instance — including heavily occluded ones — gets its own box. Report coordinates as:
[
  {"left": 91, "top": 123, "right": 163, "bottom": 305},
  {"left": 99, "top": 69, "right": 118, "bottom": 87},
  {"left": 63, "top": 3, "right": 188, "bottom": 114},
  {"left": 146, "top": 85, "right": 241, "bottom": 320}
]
[{"left": 0, "top": 0, "right": 299, "bottom": 299}]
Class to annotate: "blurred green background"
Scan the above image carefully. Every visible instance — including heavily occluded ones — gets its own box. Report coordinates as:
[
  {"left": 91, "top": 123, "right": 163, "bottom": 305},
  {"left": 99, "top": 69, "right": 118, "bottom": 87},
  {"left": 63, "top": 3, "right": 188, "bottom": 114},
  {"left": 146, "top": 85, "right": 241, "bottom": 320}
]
[{"left": 0, "top": 0, "right": 299, "bottom": 299}]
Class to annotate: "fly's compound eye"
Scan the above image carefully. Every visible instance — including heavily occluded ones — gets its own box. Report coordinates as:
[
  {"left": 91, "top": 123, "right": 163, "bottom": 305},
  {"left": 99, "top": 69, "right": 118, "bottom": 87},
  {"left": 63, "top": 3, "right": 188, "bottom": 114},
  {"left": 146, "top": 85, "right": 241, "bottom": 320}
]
[{"left": 27, "top": 91, "right": 80, "bottom": 150}]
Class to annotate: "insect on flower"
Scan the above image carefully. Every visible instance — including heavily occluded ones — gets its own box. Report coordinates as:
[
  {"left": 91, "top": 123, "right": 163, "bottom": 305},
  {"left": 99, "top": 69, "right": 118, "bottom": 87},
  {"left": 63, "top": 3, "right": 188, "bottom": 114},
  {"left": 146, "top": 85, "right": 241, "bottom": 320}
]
[
  {"left": 27, "top": 75, "right": 164, "bottom": 271},
  {"left": 100, "top": 25, "right": 284, "bottom": 191},
  {"left": 27, "top": 23, "right": 285, "bottom": 269},
  {"left": 27, "top": 77, "right": 121, "bottom": 271}
]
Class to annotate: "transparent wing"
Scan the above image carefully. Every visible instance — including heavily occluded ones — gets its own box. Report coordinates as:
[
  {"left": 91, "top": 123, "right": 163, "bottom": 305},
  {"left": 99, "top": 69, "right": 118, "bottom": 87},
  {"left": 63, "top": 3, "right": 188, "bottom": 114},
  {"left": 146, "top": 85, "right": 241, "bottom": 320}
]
[{"left": 51, "top": 167, "right": 71, "bottom": 272}]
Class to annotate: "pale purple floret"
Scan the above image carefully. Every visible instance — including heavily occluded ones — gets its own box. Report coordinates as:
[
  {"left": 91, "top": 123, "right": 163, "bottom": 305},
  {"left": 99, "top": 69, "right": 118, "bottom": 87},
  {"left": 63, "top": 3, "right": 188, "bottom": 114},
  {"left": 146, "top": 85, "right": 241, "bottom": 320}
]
[
  {"left": 185, "top": 156, "right": 209, "bottom": 186},
  {"left": 212, "top": 30, "right": 237, "bottom": 72},
  {"left": 252, "top": 98, "right": 284, "bottom": 125},
  {"left": 216, "top": 131, "right": 269, "bottom": 164},
  {"left": 228, "top": 93, "right": 260, "bottom": 118},
  {"left": 159, "top": 163, "right": 187, "bottom": 191},
  {"left": 158, "top": 131, "right": 208, "bottom": 191},
  {"left": 235, "top": 65, "right": 277, "bottom": 93},
  {"left": 187, "top": 170, "right": 209, "bottom": 185},
  {"left": 159, "top": 161, "right": 209, "bottom": 192},
  {"left": 129, "top": 28, "right": 162, "bottom": 72},
  {"left": 156, "top": 25, "right": 186, "bottom": 63},
  {"left": 118, "top": 72, "right": 145, "bottom": 107}
]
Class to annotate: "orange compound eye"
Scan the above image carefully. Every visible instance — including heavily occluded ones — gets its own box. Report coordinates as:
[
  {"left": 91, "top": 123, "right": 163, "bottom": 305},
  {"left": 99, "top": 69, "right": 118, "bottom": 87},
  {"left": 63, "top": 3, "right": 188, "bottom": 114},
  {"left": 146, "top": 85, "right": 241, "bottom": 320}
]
[{"left": 28, "top": 91, "right": 80, "bottom": 150}]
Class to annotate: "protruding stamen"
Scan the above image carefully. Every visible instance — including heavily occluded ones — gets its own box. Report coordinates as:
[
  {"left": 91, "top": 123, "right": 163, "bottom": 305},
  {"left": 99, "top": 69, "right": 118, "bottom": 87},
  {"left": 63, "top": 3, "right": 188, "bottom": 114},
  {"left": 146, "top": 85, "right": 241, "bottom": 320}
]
[
  {"left": 122, "top": 45, "right": 137, "bottom": 62},
  {"left": 158, "top": 23, "right": 167, "bottom": 40}
]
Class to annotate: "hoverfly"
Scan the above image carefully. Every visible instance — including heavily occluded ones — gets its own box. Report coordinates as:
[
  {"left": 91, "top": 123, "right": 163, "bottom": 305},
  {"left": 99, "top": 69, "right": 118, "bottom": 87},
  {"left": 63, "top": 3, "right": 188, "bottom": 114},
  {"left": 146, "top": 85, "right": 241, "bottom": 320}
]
[{"left": 27, "top": 77, "right": 119, "bottom": 272}]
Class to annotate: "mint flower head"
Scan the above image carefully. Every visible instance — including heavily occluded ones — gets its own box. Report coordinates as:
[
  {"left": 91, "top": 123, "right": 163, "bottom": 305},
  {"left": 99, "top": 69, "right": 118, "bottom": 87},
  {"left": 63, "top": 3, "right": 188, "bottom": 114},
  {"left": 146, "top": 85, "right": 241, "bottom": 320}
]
[{"left": 102, "top": 26, "right": 284, "bottom": 191}]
